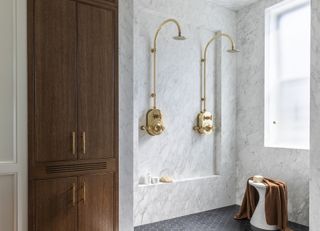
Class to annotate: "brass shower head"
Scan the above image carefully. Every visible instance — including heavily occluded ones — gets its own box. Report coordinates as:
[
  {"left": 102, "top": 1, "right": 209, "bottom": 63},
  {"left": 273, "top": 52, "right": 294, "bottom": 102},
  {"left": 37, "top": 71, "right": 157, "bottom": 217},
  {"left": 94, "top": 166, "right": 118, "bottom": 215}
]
[
  {"left": 227, "top": 42, "right": 240, "bottom": 53},
  {"left": 173, "top": 34, "right": 187, "bottom": 40}
]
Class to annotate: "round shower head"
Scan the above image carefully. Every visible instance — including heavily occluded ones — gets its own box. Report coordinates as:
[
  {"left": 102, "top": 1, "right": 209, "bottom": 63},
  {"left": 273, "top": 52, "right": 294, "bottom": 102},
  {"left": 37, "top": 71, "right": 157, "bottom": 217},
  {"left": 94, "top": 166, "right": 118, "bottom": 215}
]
[{"left": 173, "top": 35, "right": 187, "bottom": 41}]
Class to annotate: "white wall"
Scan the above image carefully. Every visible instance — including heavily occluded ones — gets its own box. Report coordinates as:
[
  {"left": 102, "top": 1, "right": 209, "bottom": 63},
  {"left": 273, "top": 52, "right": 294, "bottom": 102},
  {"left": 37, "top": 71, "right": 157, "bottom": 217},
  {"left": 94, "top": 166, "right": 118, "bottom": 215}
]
[
  {"left": 0, "top": 0, "right": 28, "bottom": 230},
  {"left": 133, "top": 0, "right": 237, "bottom": 226},
  {"left": 310, "top": 0, "right": 320, "bottom": 230},
  {"left": 236, "top": 0, "right": 309, "bottom": 226}
]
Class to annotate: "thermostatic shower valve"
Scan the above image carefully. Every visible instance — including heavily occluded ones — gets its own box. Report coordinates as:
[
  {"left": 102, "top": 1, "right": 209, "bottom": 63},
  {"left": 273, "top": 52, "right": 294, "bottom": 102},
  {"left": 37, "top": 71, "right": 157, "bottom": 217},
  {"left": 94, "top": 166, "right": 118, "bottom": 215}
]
[
  {"left": 141, "top": 109, "right": 165, "bottom": 136},
  {"left": 193, "top": 111, "right": 215, "bottom": 135}
]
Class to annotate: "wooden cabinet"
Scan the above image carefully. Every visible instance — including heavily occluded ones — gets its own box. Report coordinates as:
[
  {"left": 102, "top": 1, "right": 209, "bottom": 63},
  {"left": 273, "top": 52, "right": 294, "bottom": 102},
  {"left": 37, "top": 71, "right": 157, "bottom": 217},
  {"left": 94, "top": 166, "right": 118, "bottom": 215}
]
[
  {"left": 33, "top": 0, "right": 117, "bottom": 163},
  {"left": 78, "top": 3, "right": 116, "bottom": 160},
  {"left": 33, "top": 174, "right": 115, "bottom": 231},
  {"left": 28, "top": 0, "right": 118, "bottom": 230},
  {"left": 35, "top": 177, "right": 78, "bottom": 231},
  {"left": 78, "top": 173, "right": 115, "bottom": 231},
  {"left": 34, "top": 0, "right": 77, "bottom": 162}
]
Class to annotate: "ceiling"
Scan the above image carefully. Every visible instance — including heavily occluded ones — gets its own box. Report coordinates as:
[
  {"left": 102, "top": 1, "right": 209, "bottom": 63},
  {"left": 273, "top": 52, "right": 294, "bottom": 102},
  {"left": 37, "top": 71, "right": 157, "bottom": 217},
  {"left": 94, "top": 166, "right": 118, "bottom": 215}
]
[{"left": 211, "top": 0, "right": 260, "bottom": 11}]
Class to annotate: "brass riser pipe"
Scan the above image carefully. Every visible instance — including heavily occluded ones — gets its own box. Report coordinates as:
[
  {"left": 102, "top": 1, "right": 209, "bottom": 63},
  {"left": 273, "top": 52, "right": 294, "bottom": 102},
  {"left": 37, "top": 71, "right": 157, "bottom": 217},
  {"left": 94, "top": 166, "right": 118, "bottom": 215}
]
[
  {"left": 200, "top": 32, "right": 239, "bottom": 112},
  {"left": 150, "top": 18, "right": 185, "bottom": 109}
]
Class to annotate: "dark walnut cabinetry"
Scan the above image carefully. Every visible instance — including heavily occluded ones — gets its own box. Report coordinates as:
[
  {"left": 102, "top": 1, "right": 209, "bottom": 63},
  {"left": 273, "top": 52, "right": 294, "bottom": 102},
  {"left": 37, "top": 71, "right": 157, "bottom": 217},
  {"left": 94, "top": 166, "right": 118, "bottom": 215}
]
[
  {"left": 28, "top": 0, "right": 118, "bottom": 230},
  {"left": 34, "top": 173, "right": 115, "bottom": 231}
]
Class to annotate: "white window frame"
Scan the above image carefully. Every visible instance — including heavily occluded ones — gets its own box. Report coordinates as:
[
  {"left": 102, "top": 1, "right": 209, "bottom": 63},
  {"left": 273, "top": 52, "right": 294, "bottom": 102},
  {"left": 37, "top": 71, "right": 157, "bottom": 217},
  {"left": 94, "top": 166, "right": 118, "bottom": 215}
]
[{"left": 264, "top": 0, "right": 310, "bottom": 150}]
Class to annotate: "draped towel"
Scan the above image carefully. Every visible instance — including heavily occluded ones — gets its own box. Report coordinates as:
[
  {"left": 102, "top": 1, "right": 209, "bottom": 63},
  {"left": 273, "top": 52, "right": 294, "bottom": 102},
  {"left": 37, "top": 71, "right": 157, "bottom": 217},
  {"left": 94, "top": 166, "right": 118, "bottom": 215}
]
[{"left": 234, "top": 177, "right": 291, "bottom": 231}]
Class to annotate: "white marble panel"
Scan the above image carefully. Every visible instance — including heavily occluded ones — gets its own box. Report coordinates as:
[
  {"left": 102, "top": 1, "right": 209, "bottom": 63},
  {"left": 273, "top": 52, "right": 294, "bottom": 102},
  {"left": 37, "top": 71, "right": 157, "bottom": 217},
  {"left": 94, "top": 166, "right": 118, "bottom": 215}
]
[
  {"left": 133, "top": 0, "right": 237, "bottom": 226},
  {"left": 135, "top": 15, "right": 217, "bottom": 180},
  {"left": 310, "top": 0, "right": 320, "bottom": 230},
  {"left": 0, "top": 0, "right": 16, "bottom": 162},
  {"left": 0, "top": 174, "right": 15, "bottom": 231},
  {"left": 236, "top": 0, "right": 309, "bottom": 226},
  {"left": 135, "top": 176, "right": 234, "bottom": 225},
  {"left": 119, "top": 0, "right": 134, "bottom": 230},
  {"left": 211, "top": 0, "right": 261, "bottom": 11}
]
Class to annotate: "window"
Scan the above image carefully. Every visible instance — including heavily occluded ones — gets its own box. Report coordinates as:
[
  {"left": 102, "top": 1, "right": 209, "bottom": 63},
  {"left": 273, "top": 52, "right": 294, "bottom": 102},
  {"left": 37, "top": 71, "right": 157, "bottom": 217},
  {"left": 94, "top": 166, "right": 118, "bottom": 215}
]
[{"left": 265, "top": 0, "right": 310, "bottom": 149}]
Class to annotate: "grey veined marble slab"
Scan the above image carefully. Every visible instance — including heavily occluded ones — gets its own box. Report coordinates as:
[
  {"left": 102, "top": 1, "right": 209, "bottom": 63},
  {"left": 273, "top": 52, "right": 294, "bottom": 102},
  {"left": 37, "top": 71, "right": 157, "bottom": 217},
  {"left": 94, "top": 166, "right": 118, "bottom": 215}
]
[
  {"left": 133, "top": 0, "right": 238, "bottom": 226},
  {"left": 236, "top": 0, "right": 309, "bottom": 226}
]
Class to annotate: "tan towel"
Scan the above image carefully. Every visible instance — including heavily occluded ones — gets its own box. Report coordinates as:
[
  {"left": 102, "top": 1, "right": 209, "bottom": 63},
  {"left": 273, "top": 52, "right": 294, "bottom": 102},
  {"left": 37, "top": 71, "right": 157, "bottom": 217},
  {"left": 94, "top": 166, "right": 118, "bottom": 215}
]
[{"left": 234, "top": 177, "right": 291, "bottom": 231}]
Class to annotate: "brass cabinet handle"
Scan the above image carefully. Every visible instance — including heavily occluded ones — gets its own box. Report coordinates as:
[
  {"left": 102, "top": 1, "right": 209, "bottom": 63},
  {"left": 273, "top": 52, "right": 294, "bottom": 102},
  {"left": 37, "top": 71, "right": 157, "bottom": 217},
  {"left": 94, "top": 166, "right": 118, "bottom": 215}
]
[
  {"left": 82, "top": 132, "right": 86, "bottom": 154},
  {"left": 72, "top": 183, "right": 76, "bottom": 206},
  {"left": 72, "top": 132, "right": 76, "bottom": 155},
  {"left": 82, "top": 181, "right": 86, "bottom": 203}
]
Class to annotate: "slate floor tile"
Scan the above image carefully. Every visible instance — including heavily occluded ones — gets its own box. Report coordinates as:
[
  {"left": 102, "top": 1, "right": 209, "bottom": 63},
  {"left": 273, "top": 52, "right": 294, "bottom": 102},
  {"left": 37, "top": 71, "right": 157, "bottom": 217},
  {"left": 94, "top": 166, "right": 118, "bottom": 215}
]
[{"left": 134, "top": 205, "right": 308, "bottom": 231}]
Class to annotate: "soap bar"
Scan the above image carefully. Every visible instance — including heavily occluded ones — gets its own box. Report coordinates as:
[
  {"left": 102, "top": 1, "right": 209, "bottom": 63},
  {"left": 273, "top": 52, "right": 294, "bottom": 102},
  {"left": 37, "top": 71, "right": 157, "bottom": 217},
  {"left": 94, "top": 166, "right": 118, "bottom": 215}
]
[
  {"left": 160, "top": 176, "right": 173, "bottom": 183},
  {"left": 253, "top": 175, "right": 264, "bottom": 183}
]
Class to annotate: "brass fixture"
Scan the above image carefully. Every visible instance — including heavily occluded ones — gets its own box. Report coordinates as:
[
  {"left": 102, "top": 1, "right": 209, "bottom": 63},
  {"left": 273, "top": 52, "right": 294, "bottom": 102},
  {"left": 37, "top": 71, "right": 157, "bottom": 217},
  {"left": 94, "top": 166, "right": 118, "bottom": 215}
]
[
  {"left": 194, "top": 32, "right": 239, "bottom": 135},
  {"left": 72, "top": 183, "right": 76, "bottom": 206},
  {"left": 193, "top": 111, "right": 215, "bottom": 135},
  {"left": 141, "top": 18, "right": 186, "bottom": 136},
  {"left": 141, "top": 109, "right": 165, "bottom": 136},
  {"left": 72, "top": 132, "right": 76, "bottom": 155},
  {"left": 82, "top": 132, "right": 86, "bottom": 154},
  {"left": 82, "top": 181, "right": 86, "bottom": 203}
]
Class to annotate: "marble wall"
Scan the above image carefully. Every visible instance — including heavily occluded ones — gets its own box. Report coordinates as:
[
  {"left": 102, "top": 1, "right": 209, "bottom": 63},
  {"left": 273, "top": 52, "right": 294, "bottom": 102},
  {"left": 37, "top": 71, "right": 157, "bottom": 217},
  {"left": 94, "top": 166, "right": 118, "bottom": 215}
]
[
  {"left": 133, "top": 0, "right": 237, "bottom": 226},
  {"left": 310, "top": 0, "right": 320, "bottom": 230},
  {"left": 119, "top": 0, "right": 134, "bottom": 230},
  {"left": 236, "top": 0, "right": 309, "bottom": 226}
]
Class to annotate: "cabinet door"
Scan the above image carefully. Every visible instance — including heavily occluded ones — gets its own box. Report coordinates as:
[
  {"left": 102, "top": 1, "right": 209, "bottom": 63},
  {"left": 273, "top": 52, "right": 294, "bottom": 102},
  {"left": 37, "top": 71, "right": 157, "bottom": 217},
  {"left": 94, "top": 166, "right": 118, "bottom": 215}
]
[
  {"left": 78, "top": 3, "right": 117, "bottom": 160},
  {"left": 78, "top": 173, "right": 115, "bottom": 231},
  {"left": 34, "top": 177, "right": 77, "bottom": 231},
  {"left": 34, "top": 0, "right": 77, "bottom": 162}
]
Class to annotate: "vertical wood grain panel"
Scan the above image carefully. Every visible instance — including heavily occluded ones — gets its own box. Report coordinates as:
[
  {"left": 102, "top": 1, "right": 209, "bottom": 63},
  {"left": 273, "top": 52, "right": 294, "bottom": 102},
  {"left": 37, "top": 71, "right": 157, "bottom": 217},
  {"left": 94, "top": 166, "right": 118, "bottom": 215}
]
[
  {"left": 34, "top": 0, "right": 78, "bottom": 162},
  {"left": 0, "top": 175, "right": 15, "bottom": 231},
  {"left": 0, "top": 0, "right": 16, "bottom": 162},
  {"left": 78, "top": 173, "right": 114, "bottom": 231},
  {"left": 35, "top": 177, "right": 77, "bottom": 231},
  {"left": 78, "top": 3, "right": 116, "bottom": 160}
]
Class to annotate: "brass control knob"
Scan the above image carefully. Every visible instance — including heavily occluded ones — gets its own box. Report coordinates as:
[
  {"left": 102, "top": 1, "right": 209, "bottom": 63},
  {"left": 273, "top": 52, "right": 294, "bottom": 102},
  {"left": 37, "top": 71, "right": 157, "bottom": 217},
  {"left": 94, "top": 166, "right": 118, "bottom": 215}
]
[
  {"left": 204, "top": 125, "right": 213, "bottom": 132},
  {"left": 153, "top": 123, "right": 165, "bottom": 132},
  {"left": 141, "top": 108, "right": 165, "bottom": 136},
  {"left": 154, "top": 123, "right": 161, "bottom": 132}
]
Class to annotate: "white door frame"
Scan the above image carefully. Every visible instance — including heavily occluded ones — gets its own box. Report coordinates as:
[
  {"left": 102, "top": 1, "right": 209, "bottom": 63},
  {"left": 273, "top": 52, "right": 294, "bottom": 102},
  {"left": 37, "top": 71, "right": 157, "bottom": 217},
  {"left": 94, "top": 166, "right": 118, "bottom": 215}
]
[{"left": 0, "top": 0, "right": 27, "bottom": 230}]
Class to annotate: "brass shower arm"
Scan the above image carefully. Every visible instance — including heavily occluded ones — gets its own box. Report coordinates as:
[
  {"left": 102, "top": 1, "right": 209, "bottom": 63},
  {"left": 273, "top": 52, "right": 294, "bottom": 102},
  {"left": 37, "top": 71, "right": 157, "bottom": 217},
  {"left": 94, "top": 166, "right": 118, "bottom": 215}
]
[
  {"left": 150, "top": 18, "right": 186, "bottom": 109},
  {"left": 202, "top": 33, "right": 222, "bottom": 61},
  {"left": 202, "top": 32, "right": 237, "bottom": 61},
  {"left": 220, "top": 33, "right": 237, "bottom": 50},
  {"left": 152, "top": 18, "right": 183, "bottom": 52}
]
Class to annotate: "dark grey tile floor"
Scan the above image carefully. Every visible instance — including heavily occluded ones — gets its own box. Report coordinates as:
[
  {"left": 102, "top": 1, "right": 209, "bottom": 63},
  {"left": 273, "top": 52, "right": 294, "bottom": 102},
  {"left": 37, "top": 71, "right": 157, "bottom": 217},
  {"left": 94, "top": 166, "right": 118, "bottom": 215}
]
[{"left": 134, "top": 205, "right": 308, "bottom": 231}]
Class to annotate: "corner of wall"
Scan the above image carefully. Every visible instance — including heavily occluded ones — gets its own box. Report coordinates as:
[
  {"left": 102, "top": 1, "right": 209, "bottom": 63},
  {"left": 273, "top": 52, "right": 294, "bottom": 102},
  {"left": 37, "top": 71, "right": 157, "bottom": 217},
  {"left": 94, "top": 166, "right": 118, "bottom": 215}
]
[
  {"left": 119, "top": 0, "right": 134, "bottom": 230},
  {"left": 310, "top": 0, "right": 320, "bottom": 229}
]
